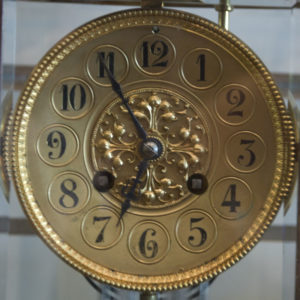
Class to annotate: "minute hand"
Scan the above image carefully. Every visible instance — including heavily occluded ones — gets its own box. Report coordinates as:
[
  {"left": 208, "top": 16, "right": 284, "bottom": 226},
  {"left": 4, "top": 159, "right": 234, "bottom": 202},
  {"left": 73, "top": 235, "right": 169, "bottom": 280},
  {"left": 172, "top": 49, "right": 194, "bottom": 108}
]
[
  {"left": 100, "top": 58, "right": 147, "bottom": 140},
  {"left": 117, "top": 159, "right": 148, "bottom": 225}
]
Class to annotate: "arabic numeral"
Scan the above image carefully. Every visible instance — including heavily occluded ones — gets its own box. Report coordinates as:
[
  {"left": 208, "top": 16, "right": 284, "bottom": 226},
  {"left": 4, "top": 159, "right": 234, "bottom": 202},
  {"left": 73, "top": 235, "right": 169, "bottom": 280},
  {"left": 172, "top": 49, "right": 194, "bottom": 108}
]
[
  {"left": 93, "top": 216, "right": 112, "bottom": 243},
  {"left": 61, "top": 84, "right": 87, "bottom": 111},
  {"left": 142, "top": 40, "right": 169, "bottom": 68},
  {"left": 59, "top": 178, "right": 79, "bottom": 208},
  {"left": 221, "top": 184, "right": 241, "bottom": 213},
  {"left": 238, "top": 139, "right": 256, "bottom": 167},
  {"left": 227, "top": 89, "right": 245, "bottom": 117},
  {"left": 97, "top": 51, "right": 115, "bottom": 78},
  {"left": 47, "top": 131, "right": 66, "bottom": 159},
  {"left": 196, "top": 54, "right": 206, "bottom": 81},
  {"left": 188, "top": 217, "right": 207, "bottom": 247},
  {"left": 139, "top": 228, "right": 158, "bottom": 258}
]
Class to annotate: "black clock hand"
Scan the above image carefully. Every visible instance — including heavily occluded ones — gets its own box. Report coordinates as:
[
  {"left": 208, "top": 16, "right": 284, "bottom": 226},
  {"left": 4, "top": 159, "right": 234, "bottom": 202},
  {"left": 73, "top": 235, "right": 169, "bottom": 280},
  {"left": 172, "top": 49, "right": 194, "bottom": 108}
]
[
  {"left": 117, "top": 159, "right": 148, "bottom": 225},
  {"left": 99, "top": 56, "right": 147, "bottom": 141}
]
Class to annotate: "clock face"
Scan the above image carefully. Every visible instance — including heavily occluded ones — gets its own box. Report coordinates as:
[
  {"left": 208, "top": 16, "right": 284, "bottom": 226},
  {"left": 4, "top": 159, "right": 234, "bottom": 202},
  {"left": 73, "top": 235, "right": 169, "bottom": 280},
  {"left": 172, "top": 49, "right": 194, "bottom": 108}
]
[{"left": 10, "top": 9, "right": 296, "bottom": 290}]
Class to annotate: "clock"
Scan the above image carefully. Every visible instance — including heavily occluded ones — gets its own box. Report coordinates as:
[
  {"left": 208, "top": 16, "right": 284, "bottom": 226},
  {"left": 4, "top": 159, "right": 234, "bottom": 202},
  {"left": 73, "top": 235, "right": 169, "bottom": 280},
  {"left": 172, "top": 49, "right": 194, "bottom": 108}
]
[{"left": 6, "top": 7, "right": 296, "bottom": 291}]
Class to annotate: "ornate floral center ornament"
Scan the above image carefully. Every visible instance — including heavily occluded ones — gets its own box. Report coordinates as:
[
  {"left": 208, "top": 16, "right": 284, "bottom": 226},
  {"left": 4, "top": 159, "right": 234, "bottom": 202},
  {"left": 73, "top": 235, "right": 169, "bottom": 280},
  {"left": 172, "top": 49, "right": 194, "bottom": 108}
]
[{"left": 91, "top": 88, "right": 211, "bottom": 209}]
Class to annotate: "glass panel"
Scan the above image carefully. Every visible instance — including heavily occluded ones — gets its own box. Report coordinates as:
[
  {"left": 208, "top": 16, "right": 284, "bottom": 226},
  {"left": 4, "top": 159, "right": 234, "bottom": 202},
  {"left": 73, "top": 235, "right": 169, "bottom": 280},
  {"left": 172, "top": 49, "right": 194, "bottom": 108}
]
[{"left": 1, "top": 1, "right": 299, "bottom": 299}]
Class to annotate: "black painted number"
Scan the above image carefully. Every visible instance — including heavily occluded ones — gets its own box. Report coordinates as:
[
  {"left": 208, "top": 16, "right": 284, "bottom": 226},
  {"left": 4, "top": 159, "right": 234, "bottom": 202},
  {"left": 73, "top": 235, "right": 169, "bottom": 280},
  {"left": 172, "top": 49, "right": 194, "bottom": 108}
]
[
  {"left": 197, "top": 54, "right": 206, "bottom": 81},
  {"left": 61, "top": 84, "right": 87, "bottom": 111},
  {"left": 139, "top": 228, "right": 158, "bottom": 258},
  {"left": 238, "top": 139, "right": 256, "bottom": 167},
  {"left": 141, "top": 40, "right": 169, "bottom": 68},
  {"left": 47, "top": 131, "right": 66, "bottom": 159},
  {"left": 227, "top": 89, "right": 245, "bottom": 117},
  {"left": 221, "top": 184, "right": 241, "bottom": 213},
  {"left": 59, "top": 179, "right": 79, "bottom": 208},
  {"left": 97, "top": 51, "right": 115, "bottom": 78},
  {"left": 188, "top": 218, "right": 207, "bottom": 247},
  {"left": 93, "top": 216, "right": 111, "bottom": 243}
]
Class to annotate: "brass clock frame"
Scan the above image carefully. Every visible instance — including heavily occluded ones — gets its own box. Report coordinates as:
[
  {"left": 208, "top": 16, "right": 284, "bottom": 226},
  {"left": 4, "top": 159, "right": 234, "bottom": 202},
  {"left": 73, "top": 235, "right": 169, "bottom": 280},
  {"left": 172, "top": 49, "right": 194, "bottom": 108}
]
[{"left": 8, "top": 8, "right": 296, "bottom": 291}]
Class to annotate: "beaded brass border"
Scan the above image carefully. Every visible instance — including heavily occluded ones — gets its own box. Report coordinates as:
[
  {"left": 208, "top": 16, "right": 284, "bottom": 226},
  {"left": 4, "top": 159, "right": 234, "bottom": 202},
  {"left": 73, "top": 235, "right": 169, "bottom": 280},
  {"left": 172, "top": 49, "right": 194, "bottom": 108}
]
[{"left": 10, "top": 8, "right": 296, "bottom": 291}]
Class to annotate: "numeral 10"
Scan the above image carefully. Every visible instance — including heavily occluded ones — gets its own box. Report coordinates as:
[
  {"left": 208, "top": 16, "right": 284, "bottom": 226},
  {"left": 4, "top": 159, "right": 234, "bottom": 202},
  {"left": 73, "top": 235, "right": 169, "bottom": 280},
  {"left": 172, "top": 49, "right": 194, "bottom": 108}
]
[{"left": 61, "top": 84, "right": 87, "bottom": 111}]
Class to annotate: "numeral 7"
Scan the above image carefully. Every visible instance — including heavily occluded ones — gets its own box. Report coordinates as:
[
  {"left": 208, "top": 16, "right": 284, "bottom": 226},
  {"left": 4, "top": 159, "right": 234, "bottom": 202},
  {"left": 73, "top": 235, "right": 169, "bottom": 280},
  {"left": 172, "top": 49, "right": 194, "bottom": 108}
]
[{"left": 93, "top": 216, "right": 111, "bottom": 243}]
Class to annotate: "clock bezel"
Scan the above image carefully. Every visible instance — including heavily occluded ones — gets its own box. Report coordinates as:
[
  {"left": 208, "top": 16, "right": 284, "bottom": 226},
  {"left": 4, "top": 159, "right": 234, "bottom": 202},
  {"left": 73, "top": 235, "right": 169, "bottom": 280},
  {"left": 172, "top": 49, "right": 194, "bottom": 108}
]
[{"left": 10, "top": 8, "right": 296, "bottom": 291}]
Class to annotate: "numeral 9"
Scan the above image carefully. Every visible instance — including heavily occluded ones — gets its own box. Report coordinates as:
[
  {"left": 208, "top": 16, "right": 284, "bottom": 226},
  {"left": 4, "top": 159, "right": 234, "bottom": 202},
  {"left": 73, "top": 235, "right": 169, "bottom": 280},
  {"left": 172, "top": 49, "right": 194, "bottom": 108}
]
[{"left": 47, "top": 131, "right": 66, "bottom": 160}]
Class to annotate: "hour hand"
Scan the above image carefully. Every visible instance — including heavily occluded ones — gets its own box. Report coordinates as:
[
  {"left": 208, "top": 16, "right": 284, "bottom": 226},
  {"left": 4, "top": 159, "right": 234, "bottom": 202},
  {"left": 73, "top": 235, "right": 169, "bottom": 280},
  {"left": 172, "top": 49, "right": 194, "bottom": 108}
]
[
  {"left": 99, "top": 56, "right": 124, "bottom": 101},
  {"left": 99, "top": 55, "right": 147, "bottom": 141}
]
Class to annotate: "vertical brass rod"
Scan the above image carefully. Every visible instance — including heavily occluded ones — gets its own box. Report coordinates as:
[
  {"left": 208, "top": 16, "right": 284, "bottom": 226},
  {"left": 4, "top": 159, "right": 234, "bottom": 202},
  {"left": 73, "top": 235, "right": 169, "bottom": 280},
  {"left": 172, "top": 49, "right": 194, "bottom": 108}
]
[
  {"left": 141, "top": 0, "right": 163, "bottom": 9},
  {"left": 140, "top": 291, "right": 158, "bottom": 300},
  {"left": 219, "top": 9, "right": 229, "bottom": 30},
  {"left": 216, "top": 0, "right": 233, "bottom": 30},
  {"left": 295, "top": 143, "right": 300, "bottom": 300}
]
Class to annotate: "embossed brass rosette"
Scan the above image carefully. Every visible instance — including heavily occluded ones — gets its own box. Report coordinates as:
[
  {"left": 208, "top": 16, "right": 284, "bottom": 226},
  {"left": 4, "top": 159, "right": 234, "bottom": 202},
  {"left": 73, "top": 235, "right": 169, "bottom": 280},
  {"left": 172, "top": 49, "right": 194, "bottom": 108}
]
[
  {"left": 90, "top": 88, "right": 211, "bottom": 211},
  {"left": 10, "top": 9, "right": 296, "bottom": 291}
]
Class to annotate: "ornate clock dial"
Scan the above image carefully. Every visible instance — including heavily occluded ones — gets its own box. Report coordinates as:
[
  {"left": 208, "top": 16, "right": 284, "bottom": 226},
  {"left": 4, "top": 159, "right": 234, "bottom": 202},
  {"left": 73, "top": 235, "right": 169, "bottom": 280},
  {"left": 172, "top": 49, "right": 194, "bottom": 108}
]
[{"left": 9, "top": 9, "right": 296, "bottom": 291}]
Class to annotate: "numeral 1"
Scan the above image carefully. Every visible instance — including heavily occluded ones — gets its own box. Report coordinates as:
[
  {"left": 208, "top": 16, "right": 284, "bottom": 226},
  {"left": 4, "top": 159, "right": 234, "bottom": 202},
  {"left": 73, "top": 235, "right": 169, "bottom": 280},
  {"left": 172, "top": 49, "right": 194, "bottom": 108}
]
[
  {"left": 197, "top": 54, "right": 206, "bottom": 81},
  {"left": 142, "top": 41, "right": 150, "bottom": 68}
]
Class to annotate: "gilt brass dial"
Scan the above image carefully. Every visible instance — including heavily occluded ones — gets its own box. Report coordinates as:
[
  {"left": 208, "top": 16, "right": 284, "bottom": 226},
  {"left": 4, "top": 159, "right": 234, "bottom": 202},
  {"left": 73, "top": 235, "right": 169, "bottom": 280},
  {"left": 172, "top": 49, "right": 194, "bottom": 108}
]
[{"left": 9, "top": 8, "right": 296, "bottom": 291}]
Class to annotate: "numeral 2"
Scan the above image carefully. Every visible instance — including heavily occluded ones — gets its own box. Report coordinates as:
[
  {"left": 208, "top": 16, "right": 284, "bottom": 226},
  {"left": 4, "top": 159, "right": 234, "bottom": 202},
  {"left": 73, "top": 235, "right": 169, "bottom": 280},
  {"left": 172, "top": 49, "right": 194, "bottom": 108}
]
[{"left": 227, "top": 89, "right": 245, "bottom": 117}]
